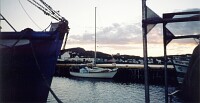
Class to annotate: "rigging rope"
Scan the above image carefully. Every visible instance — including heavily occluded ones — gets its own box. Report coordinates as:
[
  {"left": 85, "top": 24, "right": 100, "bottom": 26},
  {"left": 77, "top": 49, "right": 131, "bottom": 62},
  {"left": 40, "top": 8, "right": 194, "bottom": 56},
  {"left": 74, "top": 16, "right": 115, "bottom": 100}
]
[
  {"left": 18, "top": 0, "right": 42, "bottom": 30},
  {"left": 27, "top": 0, "right": 59, "bottom": 21},
  {"left": 28, "top": 0, "right": 62, "bottom": 21},
  {"left": 39, "top": 0, "right": 62, "bottom": 19}
]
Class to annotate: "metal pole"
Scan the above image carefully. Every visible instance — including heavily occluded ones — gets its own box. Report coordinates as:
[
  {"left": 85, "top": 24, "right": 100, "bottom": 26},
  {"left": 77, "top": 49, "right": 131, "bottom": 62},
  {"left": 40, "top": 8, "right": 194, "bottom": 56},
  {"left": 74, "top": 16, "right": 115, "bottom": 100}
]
[
  {"left": 142, "top": 0, "right": 149, "bottom": 103},
  {"left": 94, "top": 7, "right": 97, "bottom": 67},
  {"left": 163, "top": 23, "right": 168, "bottom": 103}
]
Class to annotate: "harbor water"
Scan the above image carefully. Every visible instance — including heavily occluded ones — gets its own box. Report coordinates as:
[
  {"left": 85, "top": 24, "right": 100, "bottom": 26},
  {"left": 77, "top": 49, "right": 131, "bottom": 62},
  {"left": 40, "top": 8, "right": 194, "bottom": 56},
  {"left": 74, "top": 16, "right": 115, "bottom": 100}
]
[{"left": 47, "top": 77, "right": 183, "bottom": 103}]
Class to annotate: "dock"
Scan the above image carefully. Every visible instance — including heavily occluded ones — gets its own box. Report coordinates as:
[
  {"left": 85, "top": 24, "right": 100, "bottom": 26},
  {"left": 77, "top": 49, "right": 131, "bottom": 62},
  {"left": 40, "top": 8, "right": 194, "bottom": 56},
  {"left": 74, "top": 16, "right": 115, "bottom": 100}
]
[
  {"left": 55, "top": 64, "right": 177, "bottom": 85},
  {"left": 56, "top": 63, "right": 174, "bottom": 68}
]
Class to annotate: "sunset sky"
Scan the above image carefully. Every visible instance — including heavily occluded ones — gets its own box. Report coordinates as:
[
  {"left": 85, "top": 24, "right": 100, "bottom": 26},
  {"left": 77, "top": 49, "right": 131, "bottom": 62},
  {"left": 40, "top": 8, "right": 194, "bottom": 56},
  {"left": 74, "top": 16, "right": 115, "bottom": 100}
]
[{"left": 1, "top": 0, "right": 200, "bottom": 57}]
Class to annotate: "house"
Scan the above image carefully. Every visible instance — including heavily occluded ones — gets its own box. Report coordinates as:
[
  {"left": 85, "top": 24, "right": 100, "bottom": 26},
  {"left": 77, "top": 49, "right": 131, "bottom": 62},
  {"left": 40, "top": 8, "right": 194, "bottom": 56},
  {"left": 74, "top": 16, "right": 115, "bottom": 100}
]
[{"left": 57, "top": 51, "right": 70, "bottom": 61}]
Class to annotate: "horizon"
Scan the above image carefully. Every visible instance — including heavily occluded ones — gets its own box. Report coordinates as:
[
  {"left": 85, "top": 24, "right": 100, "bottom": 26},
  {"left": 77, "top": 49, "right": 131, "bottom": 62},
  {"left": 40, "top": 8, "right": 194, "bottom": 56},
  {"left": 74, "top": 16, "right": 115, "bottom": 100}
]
[
  {"left": 64, "top": 46, "right": 194, "bottom": 57},
  {"left": 1, "top": 0, "right": 200, "bottom": 57}
]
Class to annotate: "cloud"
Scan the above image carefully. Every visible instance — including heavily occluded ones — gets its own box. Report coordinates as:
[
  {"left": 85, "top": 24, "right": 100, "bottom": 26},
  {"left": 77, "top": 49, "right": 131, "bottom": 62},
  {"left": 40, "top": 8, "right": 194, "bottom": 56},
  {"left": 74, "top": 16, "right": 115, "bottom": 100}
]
[
  {"left": 68, "top": 23, "right": 143, "bottom": 45},
  {"left": 97, "top": 23, "right": 142, "bottom": 44},
  {"left": 68, "top": 8, "right": 199, "bottom": 47},
  {"left": 171, "top": 8, "right": 200, "bottom": 34},
  {"left": 165, "top": 8, "right": 200, "bottom": 44},
  {"left": 167, "top": 21, "right": 200, "bottom": 36}
]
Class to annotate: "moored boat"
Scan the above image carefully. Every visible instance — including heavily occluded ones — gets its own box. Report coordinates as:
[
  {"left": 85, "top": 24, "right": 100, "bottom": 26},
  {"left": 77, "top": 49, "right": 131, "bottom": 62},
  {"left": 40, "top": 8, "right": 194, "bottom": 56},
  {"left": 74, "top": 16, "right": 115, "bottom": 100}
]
[
  {"left": 0, "top": 0, "right": 69, "bottom": 102},
  {"left": 70, "top": 65, "right": 118, "bottom": 78},
  {"left": 69, "top": 7, "right": 118, "bottom": 79},
  {"left": 0, "top": 21, "right": 69, "bottom": 103}
]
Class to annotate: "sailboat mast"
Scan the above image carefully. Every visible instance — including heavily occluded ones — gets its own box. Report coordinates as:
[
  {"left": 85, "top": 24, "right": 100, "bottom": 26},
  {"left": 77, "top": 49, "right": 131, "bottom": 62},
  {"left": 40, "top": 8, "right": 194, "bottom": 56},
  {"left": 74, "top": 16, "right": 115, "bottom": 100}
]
[{"left": 94, "top": 7, "right": 97, "bottom": 66}]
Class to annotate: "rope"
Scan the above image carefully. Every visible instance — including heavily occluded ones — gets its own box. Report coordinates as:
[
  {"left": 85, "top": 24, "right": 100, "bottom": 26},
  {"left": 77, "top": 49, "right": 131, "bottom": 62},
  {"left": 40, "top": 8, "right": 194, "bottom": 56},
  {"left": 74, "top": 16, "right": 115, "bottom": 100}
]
[
  {"left": 0, "top": 13, "right": 17, "bottom": 32},
  {"left": 27, "top": 0, "right": 62, "bottom": 21},
  {"left": 39, "top": 0, "right": 62, "bottom": 20},
  {"left": 12, "top": 28, "right": 32, "bottom": 47},
  {"left": 30, "top": 41, "right": 63, "bottom": 103},
  {"left": 43, "top": 22, "right": 51, "bottom": 31},
  {"left": 18, "top": 0, "right": 42, "bottom": 30},
  {"left": 27, "top": 0, "right": 59, "bottom": 21}
]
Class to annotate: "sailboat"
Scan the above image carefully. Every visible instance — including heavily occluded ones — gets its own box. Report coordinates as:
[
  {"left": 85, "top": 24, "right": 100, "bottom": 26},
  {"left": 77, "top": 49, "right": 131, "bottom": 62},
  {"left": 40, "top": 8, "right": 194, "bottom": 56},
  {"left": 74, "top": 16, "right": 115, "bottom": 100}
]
[
  {"left": 0, "top": 1, "right": 69, "bottom": 102},
  {"left": 70, "top": 7, "right": 118, "bottom": 79}
]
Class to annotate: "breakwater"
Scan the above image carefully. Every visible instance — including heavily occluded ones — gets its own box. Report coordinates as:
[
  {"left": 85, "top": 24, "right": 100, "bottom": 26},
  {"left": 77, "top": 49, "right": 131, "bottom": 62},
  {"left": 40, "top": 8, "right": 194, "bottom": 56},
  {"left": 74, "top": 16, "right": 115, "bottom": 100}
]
[{"left": 54, "top": 64, "right": 177, "bottom": 86}]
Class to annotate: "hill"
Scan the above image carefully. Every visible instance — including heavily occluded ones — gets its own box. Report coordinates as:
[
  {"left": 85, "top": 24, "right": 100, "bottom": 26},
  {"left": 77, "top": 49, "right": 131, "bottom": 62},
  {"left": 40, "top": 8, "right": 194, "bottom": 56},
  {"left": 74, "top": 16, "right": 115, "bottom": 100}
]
[{"left": 61, "top": 47, "right": 113, "bottom": 59}]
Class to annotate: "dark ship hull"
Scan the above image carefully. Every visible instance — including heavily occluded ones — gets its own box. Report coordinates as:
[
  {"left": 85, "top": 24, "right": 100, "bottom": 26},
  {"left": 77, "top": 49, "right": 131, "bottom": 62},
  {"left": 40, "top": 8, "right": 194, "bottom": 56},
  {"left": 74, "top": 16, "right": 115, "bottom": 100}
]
[{"left": 0, "top": 23, "right": 68, "bottom": 102}]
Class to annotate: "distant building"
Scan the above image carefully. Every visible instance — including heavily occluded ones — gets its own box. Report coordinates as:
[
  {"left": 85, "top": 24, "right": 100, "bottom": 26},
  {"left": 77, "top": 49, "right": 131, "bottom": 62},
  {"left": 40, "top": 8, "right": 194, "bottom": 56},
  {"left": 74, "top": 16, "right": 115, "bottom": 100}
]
[
  {"left": 58, "top": 52, "right": 70, "bottom": 61},
  {"left": 116, "top": 53, "right": 120, "bottom": 56},
  {"left": 68, "top": 56, "right": 94, "bottom": 63},
  {"left": 61, "top": 52, "right": 70, "bottom": 60}
]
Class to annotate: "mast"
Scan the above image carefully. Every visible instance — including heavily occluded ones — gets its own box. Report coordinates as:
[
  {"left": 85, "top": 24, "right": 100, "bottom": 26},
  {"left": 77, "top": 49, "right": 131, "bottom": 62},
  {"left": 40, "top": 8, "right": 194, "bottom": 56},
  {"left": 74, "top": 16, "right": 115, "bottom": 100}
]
[{"left": 94, "top": 7, "right": 97, "bottom": 66}]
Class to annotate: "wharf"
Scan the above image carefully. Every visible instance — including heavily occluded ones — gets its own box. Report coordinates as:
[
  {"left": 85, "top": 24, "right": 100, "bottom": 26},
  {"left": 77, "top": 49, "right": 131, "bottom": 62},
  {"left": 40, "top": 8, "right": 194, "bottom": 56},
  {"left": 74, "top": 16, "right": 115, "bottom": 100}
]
[
  {"left": 56, "top": 63, "right": 174, "bottom": 69},
  {"left": 55, "top": 64, "right": 177, "bottom": 85}
]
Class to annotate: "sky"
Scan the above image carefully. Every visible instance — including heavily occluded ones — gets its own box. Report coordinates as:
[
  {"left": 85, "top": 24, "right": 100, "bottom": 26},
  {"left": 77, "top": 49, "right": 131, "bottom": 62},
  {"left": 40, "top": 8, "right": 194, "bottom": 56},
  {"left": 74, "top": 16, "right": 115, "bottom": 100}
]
[{"left": 1, "top": 0, "right": 200, "bottom": 57}]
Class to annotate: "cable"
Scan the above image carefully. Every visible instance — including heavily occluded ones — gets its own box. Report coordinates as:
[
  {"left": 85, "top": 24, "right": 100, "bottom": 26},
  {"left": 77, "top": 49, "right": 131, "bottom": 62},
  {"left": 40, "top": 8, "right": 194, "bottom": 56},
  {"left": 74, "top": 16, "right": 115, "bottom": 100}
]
[
  {"left": 27, "top": 0, "right": 59, "bottom": 21},
  {"left": 18, "top": 0, "right": 42, "bottom": 30},
  {"left": 39, "top": 0, "right": 62, "bottom": 19},
  {"left": 28, "top": 0, "right": 63, "bottom": 21}
]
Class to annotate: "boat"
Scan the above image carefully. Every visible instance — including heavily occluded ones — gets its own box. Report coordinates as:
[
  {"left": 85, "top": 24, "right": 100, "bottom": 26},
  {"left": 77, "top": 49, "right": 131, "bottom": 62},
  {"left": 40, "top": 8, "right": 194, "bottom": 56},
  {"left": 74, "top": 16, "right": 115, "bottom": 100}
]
[
  {"left": 172, "top": 55, "right": 191, "bottom": 84},
  {"left": 0, "top": 1, "right": 69, "bottom": 102},
  {"left": 70, "top": 65, "right": 118, "bottom": 78},
  {"left": 69, "top": 7, "right": 118, "bottom": 78}
]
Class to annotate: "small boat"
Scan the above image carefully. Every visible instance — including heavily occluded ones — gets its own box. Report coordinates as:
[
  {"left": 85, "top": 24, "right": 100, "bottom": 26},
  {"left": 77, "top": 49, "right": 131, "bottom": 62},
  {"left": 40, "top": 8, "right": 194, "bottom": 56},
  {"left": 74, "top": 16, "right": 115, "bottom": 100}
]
[
  {"left": 172, "top": 55, "right": 191, "bottom": 84},
  {"left": 0, "top": 1, "right": 69, "bottom": 102},
  {"left": 70, "top": 65, "right": 118, "bottom": 78},
  {"left": 69, "top": 7, "right": 118, "bottom": 79}
]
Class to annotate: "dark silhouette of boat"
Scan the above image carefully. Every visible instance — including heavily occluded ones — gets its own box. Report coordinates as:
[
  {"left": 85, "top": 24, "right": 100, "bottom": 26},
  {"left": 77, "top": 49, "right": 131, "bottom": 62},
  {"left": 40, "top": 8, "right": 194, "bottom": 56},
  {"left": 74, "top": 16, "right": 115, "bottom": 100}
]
[
  {"left": 0, "top": 1, "right": 69, "bottom": 102},
  {"left": 0, "top": 21, "right": 69, "bottom": 102}
]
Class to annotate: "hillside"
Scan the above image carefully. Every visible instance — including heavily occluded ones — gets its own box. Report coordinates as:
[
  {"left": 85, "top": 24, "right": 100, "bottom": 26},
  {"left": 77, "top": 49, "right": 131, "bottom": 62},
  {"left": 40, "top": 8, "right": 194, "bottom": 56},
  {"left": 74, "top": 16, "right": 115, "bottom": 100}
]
[{"left": 61, "top": 47, "right": 113, "bottom": 59}]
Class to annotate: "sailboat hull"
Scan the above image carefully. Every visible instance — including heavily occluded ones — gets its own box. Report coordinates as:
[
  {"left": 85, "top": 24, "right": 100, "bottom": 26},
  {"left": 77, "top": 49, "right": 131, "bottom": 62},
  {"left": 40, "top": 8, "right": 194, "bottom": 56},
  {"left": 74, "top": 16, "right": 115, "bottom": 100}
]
[{"left": 70, "top": 70, "right": 117, "bottom": 78}]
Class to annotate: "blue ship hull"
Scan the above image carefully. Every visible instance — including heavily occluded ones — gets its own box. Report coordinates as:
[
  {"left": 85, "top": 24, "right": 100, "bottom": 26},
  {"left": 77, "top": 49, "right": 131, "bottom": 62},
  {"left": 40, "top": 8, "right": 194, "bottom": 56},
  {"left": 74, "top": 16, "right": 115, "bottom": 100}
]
[{"left": 0, "top": 28, "right": 66, "bottom": 102}]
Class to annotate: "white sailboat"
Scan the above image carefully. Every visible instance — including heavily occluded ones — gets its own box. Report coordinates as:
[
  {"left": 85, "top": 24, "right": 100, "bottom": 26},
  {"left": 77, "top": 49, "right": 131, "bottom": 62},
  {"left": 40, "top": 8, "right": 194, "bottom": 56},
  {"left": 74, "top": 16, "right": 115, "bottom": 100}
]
[
  {"left": 70, "top": 66, "right": 118, "bottom": 78},
  {"left": 70, "top": 7, "right": 118, "bottom": 78}
]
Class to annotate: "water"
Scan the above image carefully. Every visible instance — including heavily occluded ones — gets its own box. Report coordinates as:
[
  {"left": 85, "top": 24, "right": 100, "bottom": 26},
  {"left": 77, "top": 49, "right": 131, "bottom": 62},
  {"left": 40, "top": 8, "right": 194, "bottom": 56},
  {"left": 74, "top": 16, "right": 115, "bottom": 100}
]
[{"left": 48, "top": 77, "right": 183, "bottom": 103}]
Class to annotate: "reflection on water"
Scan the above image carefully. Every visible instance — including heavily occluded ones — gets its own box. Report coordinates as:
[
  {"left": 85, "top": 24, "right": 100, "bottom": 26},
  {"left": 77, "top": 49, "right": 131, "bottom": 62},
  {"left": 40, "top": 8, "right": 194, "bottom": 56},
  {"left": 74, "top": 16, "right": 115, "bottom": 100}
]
[{"left": 48, "top": 77, "right": 183, "bottom": 103}]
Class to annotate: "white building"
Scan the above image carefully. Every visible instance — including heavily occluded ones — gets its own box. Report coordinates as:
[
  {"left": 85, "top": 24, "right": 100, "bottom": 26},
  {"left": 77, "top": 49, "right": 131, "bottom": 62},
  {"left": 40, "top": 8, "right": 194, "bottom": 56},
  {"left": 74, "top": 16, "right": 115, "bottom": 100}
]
[{"left": 58, "top": 52, "right": 70, "bottom": 61}]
